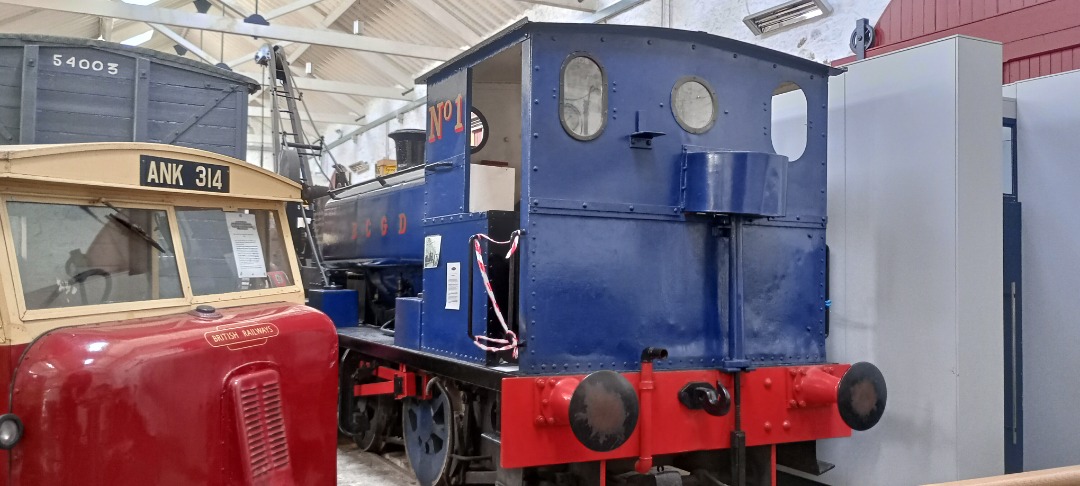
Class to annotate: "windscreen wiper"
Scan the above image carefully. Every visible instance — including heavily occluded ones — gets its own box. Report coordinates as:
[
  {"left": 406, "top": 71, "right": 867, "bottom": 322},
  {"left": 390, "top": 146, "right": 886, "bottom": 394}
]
[{"left": 98, "top": 200, "right": 170, "bottom": 254}]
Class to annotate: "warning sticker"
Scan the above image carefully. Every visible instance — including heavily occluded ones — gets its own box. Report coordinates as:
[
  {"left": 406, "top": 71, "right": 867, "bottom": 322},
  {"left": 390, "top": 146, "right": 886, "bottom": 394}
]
[
  {"left": 424, "top": 235, "right": 442, "bottom": 269},
  {"left": 446, "top": 262, "right": 460, "bottom": 310}
]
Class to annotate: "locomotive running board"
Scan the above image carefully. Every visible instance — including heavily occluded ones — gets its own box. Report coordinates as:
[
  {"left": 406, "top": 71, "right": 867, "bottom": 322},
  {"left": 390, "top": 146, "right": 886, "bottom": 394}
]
[{"left": 337, "top": 326, "right": 515, "bottom": 391}]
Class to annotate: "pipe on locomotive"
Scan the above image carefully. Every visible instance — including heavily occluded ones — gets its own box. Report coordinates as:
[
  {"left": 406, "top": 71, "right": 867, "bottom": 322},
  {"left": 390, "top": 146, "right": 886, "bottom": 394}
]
[{"left": 635, "top": 347, "right": 668, "bottom": 474}]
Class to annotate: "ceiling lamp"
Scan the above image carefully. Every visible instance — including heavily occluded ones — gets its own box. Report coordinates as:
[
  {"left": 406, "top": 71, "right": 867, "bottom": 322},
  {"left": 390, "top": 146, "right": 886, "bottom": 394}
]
[
  {"left": 192, "top": 0, "right": 212, "bottom": 14},
  {"left": 244, "top": 0, "right": 270, "bottom": 25},
  {"left": 743, "top": 0, "right": 832, "bottom": 36},
  {"left": 244, "top": 13, "right": 270, "bottom": 25}
]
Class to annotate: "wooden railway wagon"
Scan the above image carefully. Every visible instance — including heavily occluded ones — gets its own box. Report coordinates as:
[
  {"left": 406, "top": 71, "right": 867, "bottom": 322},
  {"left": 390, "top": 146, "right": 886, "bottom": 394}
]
[{"left": 0, "top": 34, "right": 257, "bottom": 159}]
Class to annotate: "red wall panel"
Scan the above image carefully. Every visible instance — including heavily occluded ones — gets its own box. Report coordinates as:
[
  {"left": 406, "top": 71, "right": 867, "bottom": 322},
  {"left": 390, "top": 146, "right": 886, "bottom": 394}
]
[
  {"left": 1004, "top": 46, "right": 1080, "bottom": 83},
  {"left": 836, "top": 0, "right": 1080, "bottom": 84}
]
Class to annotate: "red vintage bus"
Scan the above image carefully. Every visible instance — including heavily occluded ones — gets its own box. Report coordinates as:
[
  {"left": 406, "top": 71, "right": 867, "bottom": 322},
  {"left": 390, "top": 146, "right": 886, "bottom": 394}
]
[{"left": 0, "top": 142, "right": 337, "bottom": 484}]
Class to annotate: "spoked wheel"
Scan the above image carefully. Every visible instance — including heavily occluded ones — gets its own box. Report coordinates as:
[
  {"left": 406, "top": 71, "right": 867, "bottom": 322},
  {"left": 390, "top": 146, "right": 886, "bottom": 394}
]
[
  {"left": 403, "top": 380, "right": 463, "bottom": 486},
  {"left": 350, "top": 393, "right": 394, "bottom": 452},
  {"left": 339, "top": 356, "right": 396, "bottom": 453}
]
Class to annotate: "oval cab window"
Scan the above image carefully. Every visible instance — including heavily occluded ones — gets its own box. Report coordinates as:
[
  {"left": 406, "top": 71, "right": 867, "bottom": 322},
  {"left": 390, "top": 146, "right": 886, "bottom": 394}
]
[
  {"left": 560, "top": 55, "right": 606, "bottom": 140},
  {"left": 672, "top": 77, "right": 718, "bottom": 134},
  {"left": 470, "top": 108, "right": 488, "bottom": 153},
  {"left": 771, "top": 82, "right": 808, "bottom": 161}
]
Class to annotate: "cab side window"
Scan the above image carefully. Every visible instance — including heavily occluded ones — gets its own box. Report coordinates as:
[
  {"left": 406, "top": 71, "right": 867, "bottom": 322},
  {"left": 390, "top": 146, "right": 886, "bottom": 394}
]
[
  {"left": 560, "top": 54, "right": 606, "bottom": 141},
  {"left": 175, "top": 207, "right": 293, "bottom": 295},
  {"left": 6, "top": 201, "right": 181, "bottom": 310}
]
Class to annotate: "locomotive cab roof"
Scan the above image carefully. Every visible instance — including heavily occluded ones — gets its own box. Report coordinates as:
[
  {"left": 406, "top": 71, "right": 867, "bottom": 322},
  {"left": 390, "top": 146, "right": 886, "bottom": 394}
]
[
  {"left": 0, "top": 143, "right": 304, "bottom": 345},
  {"left": 415, "top": 20, "right": 842, "bottom": 85}
]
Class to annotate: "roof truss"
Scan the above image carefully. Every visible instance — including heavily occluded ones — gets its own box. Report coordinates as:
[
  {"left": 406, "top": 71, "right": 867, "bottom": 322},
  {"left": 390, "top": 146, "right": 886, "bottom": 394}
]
[
  {"left": 221, "top": 0, "right": 328, "bottom": 20},
  {"left": 248, "top": 105, "right": 361, "bottom": 126},
  {"left": 0, "top": 0, "right": 462, "bottom": 61},
  {"left": 236, "top": 71, "right": 410, "bottom": 99},
  {"left": 150, "top": 24, "right": 218, "bottom": 63},
  {"left": 224, "top": 0, "right": 416, "bottom": 90},
  {"left": 514, "top": 0, "right": 597, "bottom": 12}
]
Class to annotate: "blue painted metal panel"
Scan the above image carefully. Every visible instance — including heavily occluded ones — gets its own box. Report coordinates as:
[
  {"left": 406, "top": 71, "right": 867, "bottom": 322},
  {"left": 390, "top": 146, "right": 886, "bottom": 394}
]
[
  {"left": 520, "top": 213, "right": 725, "bottom": 373},
  {"left": 420, "top": 215, "right": 503, "bottom": 364},
  {"left": 395, "top": 296, "right": 423, "bottom": 349},
  {"left": 517, "top": 220, "right": 825, "bottom": 375},
  {"left": 511, "top": 25, "right": 830, "bottom": 374},
  {"left": 316, "top": 180, "right": 425, "bottom": 265},
  {"left": 682, "top": 150, "right": 788, "bottom": 217},
  {"left": 520, "top": 27, "right": 828, "bottom": 223},
  {"left": 308, "top": 288, "right": 360, "bottom": 328},
  {"left": 740, "top": 223, "right": 827, "bottom": 364},
  {"left": 423, "top": 69, "right": 469, "bottom": 218}
]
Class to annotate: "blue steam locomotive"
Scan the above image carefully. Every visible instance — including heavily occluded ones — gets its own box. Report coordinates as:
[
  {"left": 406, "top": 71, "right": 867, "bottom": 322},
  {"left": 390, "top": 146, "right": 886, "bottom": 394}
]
[{"left": 317, "top": 21, "right": 886, "bottom": 486}]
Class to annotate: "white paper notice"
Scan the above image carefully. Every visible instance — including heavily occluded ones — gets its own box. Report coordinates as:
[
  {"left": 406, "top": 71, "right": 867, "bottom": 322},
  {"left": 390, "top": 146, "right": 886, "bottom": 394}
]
[
  {"left": 225, "top": 212, "right": 267, "bottom": 278},
  {"left": 445, "top": 262, "right": 460, "bottom": 310},
  {"left": 424, "top": 235, "right": 442, "bottom": 269}
]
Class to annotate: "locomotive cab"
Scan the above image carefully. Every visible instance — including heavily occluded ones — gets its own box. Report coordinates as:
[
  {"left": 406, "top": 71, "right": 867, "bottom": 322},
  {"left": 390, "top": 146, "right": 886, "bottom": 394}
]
[
  {"left": 465, "top": 43, "right": 523, "bottom": 214},
  {"left": 0, "top": 143, "right": 337, "bottom": 485}
]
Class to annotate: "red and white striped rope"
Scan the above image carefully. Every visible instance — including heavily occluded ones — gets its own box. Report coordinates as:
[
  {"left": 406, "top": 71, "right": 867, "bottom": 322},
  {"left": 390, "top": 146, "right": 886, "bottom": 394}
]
[
  {"left": 474, "top": 232, "right": 520, "bottom": 258},
  {"left": 471, "top": 230, "right": 522, "bottom": 359}
]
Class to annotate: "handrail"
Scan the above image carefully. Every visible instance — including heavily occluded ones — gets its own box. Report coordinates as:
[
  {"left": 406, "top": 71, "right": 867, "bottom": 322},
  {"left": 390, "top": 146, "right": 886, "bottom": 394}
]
[
  {"left": 327, "top": 163, "right": 428, "bottom": 199},
  {"left": 923, "top": 466, "right": 1080, "bottom": 486}
]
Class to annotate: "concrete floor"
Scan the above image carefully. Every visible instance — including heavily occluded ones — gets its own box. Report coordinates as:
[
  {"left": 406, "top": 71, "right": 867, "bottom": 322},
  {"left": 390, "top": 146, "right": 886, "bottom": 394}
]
[{"left": 336, "top": 439, "right": 418, "bottom": 486}]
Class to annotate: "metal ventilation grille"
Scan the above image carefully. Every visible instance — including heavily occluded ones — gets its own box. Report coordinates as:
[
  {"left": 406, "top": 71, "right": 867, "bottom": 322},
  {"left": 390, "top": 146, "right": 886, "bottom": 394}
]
[
  {"left": 231, "top": 369, "right": 293, "bottom": 483},
  {"left": 743, "top": 0, "right": 833, "bottom": 36}
]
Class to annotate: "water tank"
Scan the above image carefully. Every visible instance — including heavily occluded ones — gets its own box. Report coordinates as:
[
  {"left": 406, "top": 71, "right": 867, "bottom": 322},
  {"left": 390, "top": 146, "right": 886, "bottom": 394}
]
[
  {"left": 389, "top": 129, "right": 426, "bottom": 170},
  {"left": 0, "top": 34, "right": 258, "bottom": 159}
]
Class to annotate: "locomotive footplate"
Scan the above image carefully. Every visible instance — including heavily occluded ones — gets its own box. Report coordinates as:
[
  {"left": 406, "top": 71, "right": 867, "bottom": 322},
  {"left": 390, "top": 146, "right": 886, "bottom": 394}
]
[{"left": 338, "top": 325, "right": 516, "bottom": 391}]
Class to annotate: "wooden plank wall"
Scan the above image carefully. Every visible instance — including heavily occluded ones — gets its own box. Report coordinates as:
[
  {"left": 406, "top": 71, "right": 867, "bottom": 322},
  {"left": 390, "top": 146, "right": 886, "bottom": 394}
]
[
  {"left": 1003, "top": 45, "right": 1080, "bottom": 83},
  {"left": 838, "top": 0, "right": 1080, "bottom": 83},
  {"left": 875, "top": 0, "right": 1055, "bottom": 47},
  {"left": 0, "top": 38, "right": 250, "bottom": 159}
]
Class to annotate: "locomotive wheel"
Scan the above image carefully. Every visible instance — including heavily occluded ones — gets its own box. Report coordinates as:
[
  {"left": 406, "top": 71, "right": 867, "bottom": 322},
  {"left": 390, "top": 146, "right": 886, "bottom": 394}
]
[
  {"left": 350, "top": 393, "right": 394, "bottom": 452},
  {"left": 403, "top": 380, "right": 462, "bottom": 486},
  {"left": 339, "top": 356, "right": 395, "bottom": 453}
]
